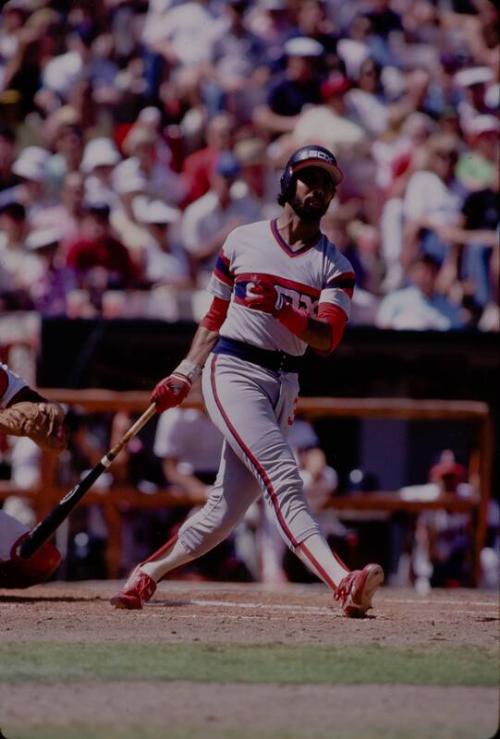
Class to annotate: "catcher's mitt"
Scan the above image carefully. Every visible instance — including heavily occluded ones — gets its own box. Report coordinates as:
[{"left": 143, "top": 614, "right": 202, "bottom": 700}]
[{"left": 0, "top": 401, "right": 67, "bottom": 451}]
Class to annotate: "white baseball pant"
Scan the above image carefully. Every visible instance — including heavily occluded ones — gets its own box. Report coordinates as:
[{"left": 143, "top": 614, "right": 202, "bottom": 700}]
[{"left": 176, "top": 353, "right": 321, "bottom": 558}]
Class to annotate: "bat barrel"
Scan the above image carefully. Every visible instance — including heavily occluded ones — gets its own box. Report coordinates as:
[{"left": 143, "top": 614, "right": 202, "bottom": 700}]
[
  {"left": 18, "top": 463, "right": 106, "bottom": 559},
  {"left": 17, "top": 403, "right": 157, "bottom": 560}
]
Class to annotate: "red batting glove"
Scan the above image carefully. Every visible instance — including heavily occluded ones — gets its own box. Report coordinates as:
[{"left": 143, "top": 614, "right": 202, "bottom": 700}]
[
  {"left": 243, "top": 278, "right": 285, "bottom": 316},
  {"left": 150, "top": 373, "right": 191, "bottom": 413}
]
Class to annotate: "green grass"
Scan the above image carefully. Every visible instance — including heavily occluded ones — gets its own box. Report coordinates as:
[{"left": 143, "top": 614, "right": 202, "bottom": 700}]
[
  {"left": 1, "top": 642, "right": 497, "bottom": 686},
  {"left": 0, "top": 726, "right": 492, "bottom": 739}
]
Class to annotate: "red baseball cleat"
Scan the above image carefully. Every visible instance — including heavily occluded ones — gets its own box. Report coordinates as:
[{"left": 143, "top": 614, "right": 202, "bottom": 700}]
[
  {"left": 0, "top": 534, "right": 62, "bottom": 589},
  {"left": 110, "top": 566, "right": 157, "bottom": 610},
  {"left": 335, "top": 563, "right": 384, "bottom": 618}
]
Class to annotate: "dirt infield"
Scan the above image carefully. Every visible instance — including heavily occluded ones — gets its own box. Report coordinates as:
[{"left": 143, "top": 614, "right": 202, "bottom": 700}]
[
  {"left": 1, "top": 581, "right": 499, "bottom": 739},
  {"left": 1, "top": 580, "right": 498, "bottom": 646}
]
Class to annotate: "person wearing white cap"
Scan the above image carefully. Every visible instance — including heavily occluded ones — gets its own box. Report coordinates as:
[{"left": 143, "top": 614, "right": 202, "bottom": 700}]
[
  {"left": 253, "top": 37, "right": 324, "bottom": 136},
  {"left": 109, "top": 158, "right": 150, "bottom": 256},
  {"left": 12, "top": 146, "right": 49, "bottom": 182},
  {"left": 121, "top": 124, "right": 186, "bottom": 205},
  {"left": 6, "top": 146, "right": 52, "bottom": 219},
  {"left": 182, "top": 151, "right": 261, "bottom": 286},
  {"left": 132, "top": 197, "right": 191, "bottom": 287},
  {"left": 454, "top": 66, "right": 496, "bottom": 129},
  {"left": 0, "top": 202, "right": 45, "bottom": 309},
  {"left": 25, "top": 227, "right": 78, "bottom": 316},
  {"left": 142, "top": 0, "right": 226, "bottom": 68},
  {"left": 31, "top": 171, "right": 84, "bottom": 244},
  {"left": 456, "top": 115, "right": 498, "bottom": 192},
  {"left": 81, "top": 137, "right": 121, "bottom": 209}
]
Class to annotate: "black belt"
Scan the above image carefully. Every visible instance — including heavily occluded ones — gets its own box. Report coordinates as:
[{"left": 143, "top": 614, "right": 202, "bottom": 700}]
[{"left": 213, "top": 337, "right": 301, "bottom": 373}]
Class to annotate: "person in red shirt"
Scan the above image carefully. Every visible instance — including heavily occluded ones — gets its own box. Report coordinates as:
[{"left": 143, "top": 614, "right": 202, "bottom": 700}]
[
  {"left": 181, "top": 112, "right": 235, "bottom": 207},
  {"left": 65, "top": 202, "right": 139, "bottom": 296}
]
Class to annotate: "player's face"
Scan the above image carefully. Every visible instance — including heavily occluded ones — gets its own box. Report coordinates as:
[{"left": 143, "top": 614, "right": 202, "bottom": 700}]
[{"left": 290, "top": 167, "right": 336, "bottom": 222}]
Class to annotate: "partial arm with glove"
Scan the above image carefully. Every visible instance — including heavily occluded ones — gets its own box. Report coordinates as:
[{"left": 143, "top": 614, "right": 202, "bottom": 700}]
[
  {"left": 0, "top": 399, "right": 67, "bottom": 451},
  {"left": 150, "top": 309, "right": 227, "bottom": 412},
  {"left": 242, "top": 277, "right": 347, "bottom": 354}
]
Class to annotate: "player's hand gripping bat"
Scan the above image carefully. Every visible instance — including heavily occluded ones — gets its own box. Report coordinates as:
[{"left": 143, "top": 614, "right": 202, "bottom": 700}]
[{"left": 18, "top": 403, "right": 157, "bottom": 560}]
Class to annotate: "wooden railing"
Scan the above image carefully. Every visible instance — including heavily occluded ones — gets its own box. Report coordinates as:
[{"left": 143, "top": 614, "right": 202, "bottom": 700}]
[{"left": 0, "top": 391, "right": 493, "bottom": 585}]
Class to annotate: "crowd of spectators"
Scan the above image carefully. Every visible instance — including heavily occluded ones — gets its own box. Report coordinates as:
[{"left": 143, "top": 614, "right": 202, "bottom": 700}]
[{"left": 0, "top": 0, "right": 498, "bottom": 330}]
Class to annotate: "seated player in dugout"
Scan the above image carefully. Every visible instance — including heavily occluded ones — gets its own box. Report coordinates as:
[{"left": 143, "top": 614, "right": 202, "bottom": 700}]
[
  {"left": 111, "top": 144, "right": 384, "bottom": 617},
  {"left": 0, "top": 363, "right": 66, "bottom": 588}
]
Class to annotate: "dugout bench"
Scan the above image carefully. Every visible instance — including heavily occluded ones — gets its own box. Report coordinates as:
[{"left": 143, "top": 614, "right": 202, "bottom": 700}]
[{"left": 0, "top": 391, "right": 493, "bottom": 585}]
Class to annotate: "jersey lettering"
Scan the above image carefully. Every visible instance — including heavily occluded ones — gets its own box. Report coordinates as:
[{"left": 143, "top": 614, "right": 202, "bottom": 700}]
[{"left": 278, "top": 287, "right": 318, "bottom": 315}]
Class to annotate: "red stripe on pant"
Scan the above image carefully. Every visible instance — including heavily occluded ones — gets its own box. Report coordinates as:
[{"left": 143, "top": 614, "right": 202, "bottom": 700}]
[
  {"left": 210, "top": 354, "right": 339, "bottom": 591},
  {"left": 210, "top": 355, "right": 299, "bottom": 548}
]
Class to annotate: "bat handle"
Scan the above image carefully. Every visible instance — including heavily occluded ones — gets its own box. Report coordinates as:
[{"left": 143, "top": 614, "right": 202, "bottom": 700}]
[{"left": 106, "top": 403, "right": 157, "bottom": 463}]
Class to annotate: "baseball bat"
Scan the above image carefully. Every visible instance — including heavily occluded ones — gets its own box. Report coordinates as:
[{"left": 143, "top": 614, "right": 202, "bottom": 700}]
[{"left": 18, "top": 403, "right": 157, "bottom": 560}]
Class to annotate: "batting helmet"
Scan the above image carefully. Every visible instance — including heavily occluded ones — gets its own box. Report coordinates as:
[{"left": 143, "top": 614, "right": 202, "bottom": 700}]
[{"left": 278, "top": 145, "right": 343, "bottom": 206}]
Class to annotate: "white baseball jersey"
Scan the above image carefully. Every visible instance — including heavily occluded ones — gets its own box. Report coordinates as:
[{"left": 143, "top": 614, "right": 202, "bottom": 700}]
[
  {"left": 208, "top": 219, "right": 355, "bottom": 355},
  {"left": 0, "top": 363, "right": 27, "bottom": 409}
]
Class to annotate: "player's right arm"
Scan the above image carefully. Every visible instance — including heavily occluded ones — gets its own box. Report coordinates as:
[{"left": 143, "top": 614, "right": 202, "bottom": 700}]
[
  {"left": 150, "top": 243, "right": 236, "bottom": 413},
  {"left": 150, "top": 298, "right": 229, "bottom": 413}
]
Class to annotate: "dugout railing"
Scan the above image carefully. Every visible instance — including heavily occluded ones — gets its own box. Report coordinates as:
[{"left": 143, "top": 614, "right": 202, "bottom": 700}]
[{"left": 0, "top": 391, "right": 493, "bottom": 585}]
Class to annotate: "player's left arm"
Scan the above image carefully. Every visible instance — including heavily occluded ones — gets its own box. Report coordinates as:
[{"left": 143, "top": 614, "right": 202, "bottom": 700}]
[
  {"left": 295, "top": 304, "right": 347, "bottom": 354},
  {"left": 243, "top": 279, "right": 349, "bottom": 353},
  {"left": 150, "top": 297, "right": 229, "bottom": 412}
]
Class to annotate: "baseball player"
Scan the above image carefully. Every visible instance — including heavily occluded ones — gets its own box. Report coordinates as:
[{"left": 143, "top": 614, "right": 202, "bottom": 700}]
[
  {"left": 0, "top": 363, "right": 66, "bottom": 588},
  {"left": 111, "top": 144, "right": 384, "bottom": 616}
]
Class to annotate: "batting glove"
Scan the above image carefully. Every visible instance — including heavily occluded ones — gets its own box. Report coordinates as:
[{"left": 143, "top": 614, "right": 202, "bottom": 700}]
[
  {"left": 151, "top": 373, "right": 191, "bottom": 413},
  {"left": 150, "top": 359, "right": 202, "bottom": 413},
  {"left": 244, "top": 278, "right": 285, "bottom": 316}
]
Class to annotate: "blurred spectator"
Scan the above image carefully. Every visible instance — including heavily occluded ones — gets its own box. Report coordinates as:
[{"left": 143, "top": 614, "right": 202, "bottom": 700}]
[
  {"left": 401, "top": 134, "right": 463, "bottom": 269},
  {"left": 412, "top": 450, "right": 473, "bottom": 590},
  {"left": 181, "top": 112, "right": 235, "bottom": 207},
  {"left": 142, "top": 0, "right": 225, "bottom": 69},
  {"left": 182, "top": 151, "right": 260, "bottom": 285},
  {"left": 121, "top": 124, "right": 186, "bottom": 205},
  {"left": 25, "top": 227, "right": 77, "bottom": 317},
  {"left": 253, "top": 36, "right": 324, "bottom": 136},
  {"left": 65, "top": 202, "right": 140, "bottom": 309},
  {"left": 31, "top": 171, "right": 84, "bottom": 243},
  {"left": 478, "top": 243, "right": 499, "bottom": 332},
  {"left": 211, "top": 1, "right": 269, "bottom": 123},
  {"left": 376, "top": 254, "right": 465, "bottom": 330},
  {"left": 46, "top": 124, "right": 84, "bottom": 199},
  {"left": 295, "top": 0, "right": 339, "bottom": 71},
  {"left": 456, "top": 114, "right": 498, "bottom": 192},
  {"left": 132, "top": 197, "right": 191, "bottom": 287},
  {"left": 81, "top": 137, "right": 121, "bottom": 209},
  {"left": 247, "top": 0, "right": 296, "bottom": 68},
  {"left": 1, "top": 146, "right": 51, "bottom": 217},
  {"left": 454, "top": 66, "right": 496, "bottom": 127},
  {"left": 233, "top": 135, "right": 280, "bottom": 218},
  {"left": 292, "top": 72, "right": 366, "bottom": 157},
  {"left": 0, "top": 200, "right": 43, "bottom": 310},
  {"left": 0, "top": 125, "right": 16, "bottom": 192}
]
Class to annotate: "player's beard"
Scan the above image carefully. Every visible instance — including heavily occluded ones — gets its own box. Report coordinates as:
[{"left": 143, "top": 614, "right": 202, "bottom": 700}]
[{"left": 289, "top": 195, "right": 329, "bottom": 222}]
